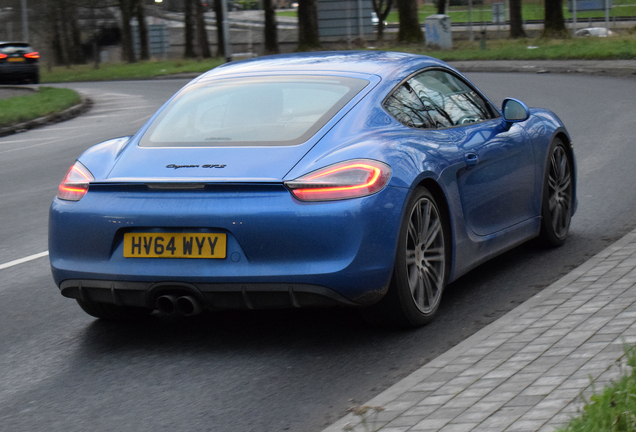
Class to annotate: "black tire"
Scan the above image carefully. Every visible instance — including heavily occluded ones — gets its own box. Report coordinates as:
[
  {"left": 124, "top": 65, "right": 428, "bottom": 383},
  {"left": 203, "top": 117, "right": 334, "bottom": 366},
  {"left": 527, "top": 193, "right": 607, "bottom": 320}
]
[
  {"left": 76, "top": 298, "right": 152, "bottom": 321},
  {"left": 364, "top": 187, "right": 450, "bottom": 328},
  {"left": 539, "top": 138, "right": 573, "bottom": 247}
]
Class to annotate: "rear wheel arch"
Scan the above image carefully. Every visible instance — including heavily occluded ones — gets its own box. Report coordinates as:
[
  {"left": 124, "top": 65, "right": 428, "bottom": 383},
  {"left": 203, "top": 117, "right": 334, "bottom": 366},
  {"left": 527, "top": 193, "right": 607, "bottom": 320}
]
[{"left": 362, "top": 178, "right": 454, "bottom": 327}]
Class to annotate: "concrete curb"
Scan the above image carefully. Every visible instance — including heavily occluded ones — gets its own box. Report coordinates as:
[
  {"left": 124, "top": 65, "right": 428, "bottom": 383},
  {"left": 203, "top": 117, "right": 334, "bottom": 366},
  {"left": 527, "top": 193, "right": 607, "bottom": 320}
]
[
  {"left": 448, "top": 60, "right": 636, "bottom": 78},
  {"left": 322, "top": 228, "right": 636, "bottom": 432},
  {"left": 0, "top": 89, "right": 93, "bottom": 138}
]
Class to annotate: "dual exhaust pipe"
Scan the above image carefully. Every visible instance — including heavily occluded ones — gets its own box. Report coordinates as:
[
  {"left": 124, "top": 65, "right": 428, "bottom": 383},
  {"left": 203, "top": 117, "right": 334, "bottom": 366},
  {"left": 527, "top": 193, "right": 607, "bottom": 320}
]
[{"left": 156, "top": 295, "right": 203, "bottom": 316}]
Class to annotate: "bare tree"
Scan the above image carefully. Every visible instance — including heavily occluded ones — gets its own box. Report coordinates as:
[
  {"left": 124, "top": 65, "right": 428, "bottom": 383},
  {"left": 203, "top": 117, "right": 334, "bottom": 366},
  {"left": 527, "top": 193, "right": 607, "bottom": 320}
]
[
  {"left": 396, "top": 0, "right": 423, "bottom": 43},
  {"left": 42, "top": 0, "right": 85, "bottom": 66},
  {"left": 544, "top": 0, "right": 567, "bottom": 36},
  {"left": 195, "top": 0, "right": 212, "bottom": 58},
  {"left": 119, "top": 0, "right": 136, "bottom": 62},
  {"left": 184, "top": 0, "right": 196, "bottom": 57},
  {"left": 213, "top": 0, "right": 225, "bottom": 58},
  {"left": 509, "top": 0, "right": 526, "bottom": 38},
  {"left": 297, "top": 0, "right": 320, "bottom": 51},
  {"left": 372, "top": 0, "right": 393, "bottom": 42},
  {"left": 263, "top": 0, "right": 279, "bottom": 54},
  {"left": 436, "top": 0, "right": 445, "bottom": 14},
  {"left": 136, "top": 0, "right": 149, "bottom": 60}
]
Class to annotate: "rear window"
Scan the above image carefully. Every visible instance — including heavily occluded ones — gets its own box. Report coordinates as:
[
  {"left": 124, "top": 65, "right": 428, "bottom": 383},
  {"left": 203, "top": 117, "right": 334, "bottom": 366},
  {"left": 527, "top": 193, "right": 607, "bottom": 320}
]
[
  {"left": 0, "top": 43, "right": 33, "bottom": 54},
  {"left": 140, "top": 75, "right": 368, "bottom": 147}
]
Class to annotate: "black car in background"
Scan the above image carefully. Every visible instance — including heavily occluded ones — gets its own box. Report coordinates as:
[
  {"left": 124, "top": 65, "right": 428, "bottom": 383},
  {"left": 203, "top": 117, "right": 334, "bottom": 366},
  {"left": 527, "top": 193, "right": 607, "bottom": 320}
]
[{"left": 0, "top": 42, "right": 39, "bottom": 84}]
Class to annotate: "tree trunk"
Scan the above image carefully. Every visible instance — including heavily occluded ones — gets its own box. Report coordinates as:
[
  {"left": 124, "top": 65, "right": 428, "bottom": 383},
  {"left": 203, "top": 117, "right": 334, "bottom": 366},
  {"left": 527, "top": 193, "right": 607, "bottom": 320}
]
[
  {"left": 396, "top": 0, "right": 423, "bottom": 43},
  {"left": 544, "top": 0, "right": 567, "bottom": 37},
  {"left": 436, "top": 0, "right": 445, "bottom": 14},
  {"left": 509, "top": 0, "right": 526, "bottom": 38},
  {"left": 51, "top": 19, "right": 65, "bottom": 66},
  {"left": 44, "top": 0, "right": 66, "bottom": 66},
  {"left": 263, "top": 0, "right": 279, "bottom": 54},
  {"left": 59, "top": 4, "right": 73, "bottom": 67},
  {"left": 44, "top": 0, "right": 88, "bottom": 66},
  {"left": 136, "top": 0, "right": 150, "bottom": 60},
  {"left": 372, "top": 0, "right": 393, "bottom": 43},
  {"left": 61, "top": 0, "right": 84, "bottom": 64},
  {"left": 119, "top": 0, "right": 137, "bottom": 63},
  {"left": 184, "top": 0, "right": 196, "bottom": 58},
  {"left": 297, "top": 0, "right": 320, "bottom": 51},
  {"left": 214, "top": 0, "right": 225, "bottom": 57},
  {"left": 195, "top": 0, "right": 212, "bottom": 58}
]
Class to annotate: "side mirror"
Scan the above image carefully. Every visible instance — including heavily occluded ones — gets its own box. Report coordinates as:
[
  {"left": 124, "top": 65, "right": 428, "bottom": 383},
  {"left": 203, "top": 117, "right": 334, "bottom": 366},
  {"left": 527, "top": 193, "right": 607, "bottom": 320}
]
[{"left": 502, "top": 98, "right": 530, "bottom": 123}]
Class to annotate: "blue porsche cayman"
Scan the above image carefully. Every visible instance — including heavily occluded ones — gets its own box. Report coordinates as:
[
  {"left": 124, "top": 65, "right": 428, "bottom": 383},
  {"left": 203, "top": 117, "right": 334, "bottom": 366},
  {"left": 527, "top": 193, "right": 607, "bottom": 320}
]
[{"left": 49, "top": 51, "right": 576, "bottom": 327}]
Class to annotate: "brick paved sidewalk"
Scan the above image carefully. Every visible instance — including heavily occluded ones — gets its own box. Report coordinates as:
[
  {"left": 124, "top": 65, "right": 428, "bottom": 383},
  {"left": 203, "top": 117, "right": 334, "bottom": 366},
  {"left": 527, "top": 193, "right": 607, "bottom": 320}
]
[{"left": 323, "top": 228, "right": 636, "bottom": 432}]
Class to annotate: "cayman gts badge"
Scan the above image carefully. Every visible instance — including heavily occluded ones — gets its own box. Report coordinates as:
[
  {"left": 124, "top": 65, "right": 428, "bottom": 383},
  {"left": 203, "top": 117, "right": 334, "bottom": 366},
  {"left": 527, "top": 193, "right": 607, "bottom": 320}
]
[{"left": 165, "top": 164, "right": 226, "bottom": 169}]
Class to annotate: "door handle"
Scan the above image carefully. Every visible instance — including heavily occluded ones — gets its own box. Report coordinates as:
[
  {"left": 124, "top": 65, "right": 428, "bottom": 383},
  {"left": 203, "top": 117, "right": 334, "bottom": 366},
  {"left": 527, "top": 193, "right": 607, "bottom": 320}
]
[{"left": 465, "top": 152, "right": 479, "bottom": 168}]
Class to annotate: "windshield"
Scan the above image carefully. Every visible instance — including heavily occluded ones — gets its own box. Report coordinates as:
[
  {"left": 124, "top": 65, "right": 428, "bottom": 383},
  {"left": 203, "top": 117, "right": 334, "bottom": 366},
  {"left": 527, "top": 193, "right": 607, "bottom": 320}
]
[{"left": 140, "top": 75, "right": 369, "bottom": 147}]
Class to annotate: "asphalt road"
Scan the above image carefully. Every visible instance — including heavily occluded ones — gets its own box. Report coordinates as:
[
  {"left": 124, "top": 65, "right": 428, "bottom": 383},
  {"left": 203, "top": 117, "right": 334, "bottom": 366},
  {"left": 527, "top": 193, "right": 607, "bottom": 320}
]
[{"left": 0, "top": 73, "right": 635, "bottom": 432}]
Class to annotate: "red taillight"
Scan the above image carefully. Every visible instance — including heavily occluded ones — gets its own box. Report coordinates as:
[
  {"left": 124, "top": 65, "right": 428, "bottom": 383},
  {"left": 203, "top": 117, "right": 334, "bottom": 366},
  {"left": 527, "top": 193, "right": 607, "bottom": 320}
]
[
  {"left": 24, "top": 52, "right": 39, "bottom": 59},
  {"left": 0, "top": 54, "right": 7, "bottom": 59},
  {"left": 285, "top": 159, "right": 391, "bottom": 202},
  {"left": 57, "top": 162, "right": 94, "bottom": 201}
]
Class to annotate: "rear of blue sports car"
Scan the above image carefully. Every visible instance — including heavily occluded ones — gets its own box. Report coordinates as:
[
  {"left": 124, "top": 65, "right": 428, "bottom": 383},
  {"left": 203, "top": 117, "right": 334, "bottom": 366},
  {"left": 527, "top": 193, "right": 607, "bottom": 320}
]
[{"left": 49, "top": 70, "right": 408, "bottom": 316}]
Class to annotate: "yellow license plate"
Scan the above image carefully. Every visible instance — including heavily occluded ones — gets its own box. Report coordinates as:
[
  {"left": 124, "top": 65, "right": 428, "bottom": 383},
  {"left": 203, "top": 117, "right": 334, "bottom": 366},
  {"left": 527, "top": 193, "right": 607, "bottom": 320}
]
[
  {"left": 8, "top": 58, "right": 24, "bottom": 62},
  {"left": 124, "top": 233, "right": 227, "bottom": 259}
]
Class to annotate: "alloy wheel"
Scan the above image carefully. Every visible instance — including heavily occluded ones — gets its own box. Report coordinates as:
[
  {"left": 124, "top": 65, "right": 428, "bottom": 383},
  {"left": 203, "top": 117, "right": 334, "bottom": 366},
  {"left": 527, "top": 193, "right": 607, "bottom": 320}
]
[
  {"left": 548, "top": 145, "right": 572, "bottom": 239},
  {"left": 405, "top": 197, "right": 446, "bottom": 314}
]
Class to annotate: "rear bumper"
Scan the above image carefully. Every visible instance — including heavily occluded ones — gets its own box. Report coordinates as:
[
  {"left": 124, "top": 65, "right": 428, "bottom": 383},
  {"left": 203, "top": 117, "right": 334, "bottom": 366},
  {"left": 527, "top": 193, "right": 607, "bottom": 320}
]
[
  {"left": 60, "top": 279, "right": 361, "bottom": 310},
  {"left": 0, "top": 63, "right": 38, "bottom": 80},
  {"left": 50, "top": 184, "right": 408, "bottom": 306}
]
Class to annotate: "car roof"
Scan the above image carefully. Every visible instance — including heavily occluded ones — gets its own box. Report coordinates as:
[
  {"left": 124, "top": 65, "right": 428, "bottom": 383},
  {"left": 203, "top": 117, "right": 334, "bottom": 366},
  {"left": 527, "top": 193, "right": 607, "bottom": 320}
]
[{"left": 199, "top": 51, "right": 448, "bottom": 80}]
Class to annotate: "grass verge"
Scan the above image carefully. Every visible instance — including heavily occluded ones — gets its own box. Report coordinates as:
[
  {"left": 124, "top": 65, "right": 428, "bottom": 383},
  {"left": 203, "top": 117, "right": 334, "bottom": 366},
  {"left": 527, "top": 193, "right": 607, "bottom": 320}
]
[
  {"left": 41, "top": 58, "right": 225, "bottom": 83},
  {"left": 383, "top": 34, "right": 636, "bottom": 61},
  {"left": 555, "top": 345, "right": 636, "bottom": 432},
  {"left": 0, "top": 87, "right": 81, "bottom": 127}
]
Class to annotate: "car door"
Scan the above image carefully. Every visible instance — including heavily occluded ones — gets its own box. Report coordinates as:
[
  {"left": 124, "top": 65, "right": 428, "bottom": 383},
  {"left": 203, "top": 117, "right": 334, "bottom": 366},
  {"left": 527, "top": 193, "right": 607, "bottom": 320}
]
[{"left": 384, "top": 68, "right": 536, "bottom": 236}]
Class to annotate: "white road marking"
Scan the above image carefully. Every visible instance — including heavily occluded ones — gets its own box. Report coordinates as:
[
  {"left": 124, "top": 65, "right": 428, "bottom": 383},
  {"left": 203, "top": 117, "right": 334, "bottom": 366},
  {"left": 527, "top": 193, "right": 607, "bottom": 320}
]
[
  {"left": 0, "top": 136, "right": 52, "bottom": 144},
  {"left": 89, "top": 105, "right": 155, "bottom": 114},
  {"left": 0, "top": 251, "right": 49, "bottom": 271},
  {"left": 0, "top": 133, "right": 92, "bottom": 155}
]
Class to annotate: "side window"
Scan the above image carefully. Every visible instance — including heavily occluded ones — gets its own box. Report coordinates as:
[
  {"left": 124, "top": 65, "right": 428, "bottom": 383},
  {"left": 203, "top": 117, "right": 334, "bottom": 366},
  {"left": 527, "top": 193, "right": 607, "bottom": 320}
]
[{"left": 384, "top": 69, "right": 495, "bottom": 129}]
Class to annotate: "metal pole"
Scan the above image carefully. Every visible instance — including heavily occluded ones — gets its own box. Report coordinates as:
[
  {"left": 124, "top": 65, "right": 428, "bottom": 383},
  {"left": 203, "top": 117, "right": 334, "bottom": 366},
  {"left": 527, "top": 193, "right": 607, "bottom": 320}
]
[
  {"left": 468, "top": 0, "right": 473, "bottom": 42},
  {"left": 605, "top": 0, "right": 610, "bottom": 31},
  {"left": 20, "top": 0, "right": 28, "bottom": 42},
  {"left": 221, "top": 0, "right": 232, "bottom": 62},
  {"left": 357, "top": 0, "right": 363, "bottom": 39},
  {"left": 572, "top": 0, "right": 577, "bottom": 35},
  {"left": 346, "top": 0, "right": 351, "bottom": 48}
]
